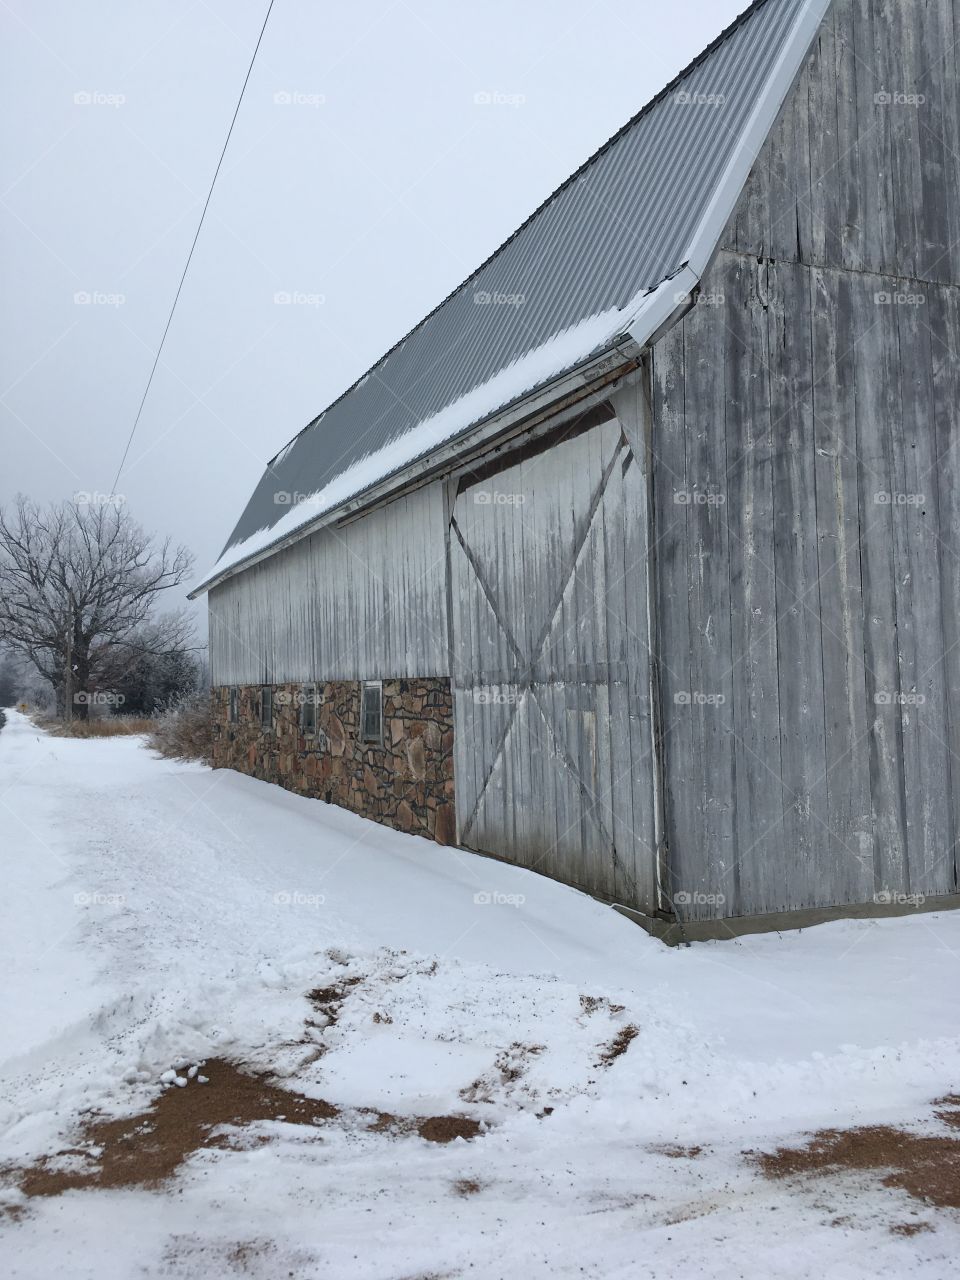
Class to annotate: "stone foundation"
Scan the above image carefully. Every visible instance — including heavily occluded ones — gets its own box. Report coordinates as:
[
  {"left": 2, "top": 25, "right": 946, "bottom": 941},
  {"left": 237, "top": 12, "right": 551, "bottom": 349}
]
[{"left": 211, "top": 678, "right": 456, "bottom": 844}]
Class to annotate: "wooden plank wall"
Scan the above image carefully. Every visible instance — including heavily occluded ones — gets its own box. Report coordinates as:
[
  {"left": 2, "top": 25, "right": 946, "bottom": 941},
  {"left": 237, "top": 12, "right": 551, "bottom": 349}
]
[
  {"left": 653, "top": 0, "right": 960, "bottom": 919},
  {"left": 208, "top": 482, "right": 448, "bottom": 685},
  {"left": 450, "top": 415, "right": 658, "bottom": 911},
  {"left": 726, "top": 0, "right": 960, "bottom": 285}
]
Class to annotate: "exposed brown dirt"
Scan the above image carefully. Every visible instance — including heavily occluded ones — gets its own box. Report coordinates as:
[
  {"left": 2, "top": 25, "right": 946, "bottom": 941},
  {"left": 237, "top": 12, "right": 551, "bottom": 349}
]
[
  {"left": 596, "top": 1024, "right": 639, "bottom": 1066},
  {"left": 417, "top": 1115, "right": 483, "bottom": 1144},
  {"left": 453, "top": 1177, "right": 483, "bottom": 1196},
  {"left": 369, "top": 1110, "right": 483, "bottom": 1144},
  {"left": 11, "top": 1059, "right": 338, "bottom": 1197},
  {"left": 496, "top": 1042, "right": 543, "bottom": 1084},
  {"left": 5, "top": 1056, "right": 485, "bottom": 1202},
  {"left": 300, "top": 977, "right": 365, "bottom": 1057},
  {"left": 579, "top": 995, "right": 625, "bottom": 1016},
  {"left": 651, "top": 1143, "right": 704, "bottom": 1159},
  {"left": 460, "top": 1042, "right": 543, "bottom": 1103},
  {"left": 934, "top": 1095, "right": 960, "bottom": 1129},
  {"left": 756, "top": 1123, "right": 960, "bottom": 1210},
  {"left": 307, "top": 976, "right": 363, "bottom": 1024}
]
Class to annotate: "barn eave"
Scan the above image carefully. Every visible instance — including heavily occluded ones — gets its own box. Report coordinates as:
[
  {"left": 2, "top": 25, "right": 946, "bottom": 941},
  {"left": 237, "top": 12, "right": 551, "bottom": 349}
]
[
  {"left": 188, "top": 331, "right": 645, "bottom": 599},
  {"left": 193, "top": 0, "right": 832, "bottom": 600}
]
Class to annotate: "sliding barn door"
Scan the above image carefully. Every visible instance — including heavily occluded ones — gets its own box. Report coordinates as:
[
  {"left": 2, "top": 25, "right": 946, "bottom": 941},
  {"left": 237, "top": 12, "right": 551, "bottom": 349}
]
[{"left": 450, "top": 414, "right": 657, "bottom": 911}]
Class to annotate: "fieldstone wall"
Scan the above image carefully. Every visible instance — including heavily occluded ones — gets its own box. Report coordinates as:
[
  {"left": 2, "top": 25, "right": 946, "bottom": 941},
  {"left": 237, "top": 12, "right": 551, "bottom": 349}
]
[{"left": 211, "top": 678, "right": 456, "bottom": 844}]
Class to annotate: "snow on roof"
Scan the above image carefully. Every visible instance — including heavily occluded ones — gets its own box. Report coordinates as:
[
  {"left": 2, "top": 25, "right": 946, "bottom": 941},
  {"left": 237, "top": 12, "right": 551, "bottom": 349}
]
[{"left": 193, "top": 0, "right": 830, "bottom": 596}]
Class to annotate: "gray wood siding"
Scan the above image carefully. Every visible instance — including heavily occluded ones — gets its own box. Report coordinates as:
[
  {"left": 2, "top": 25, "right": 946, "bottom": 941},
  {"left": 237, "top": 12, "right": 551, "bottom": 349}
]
[
  {"left": 723, "top": 0, "right": 960, "bottom": 285},
  {"left": 654, "top": 0, "right": 960, "bottom": 921},
  {"left": 208, "top": 483, "right": 448, "bottom": 684},
  {"left": 450, "top": 413, "right": 658, "bottom": 912},
  {"left": 653, "top": 255, "right": 960, "bottom": 920}
]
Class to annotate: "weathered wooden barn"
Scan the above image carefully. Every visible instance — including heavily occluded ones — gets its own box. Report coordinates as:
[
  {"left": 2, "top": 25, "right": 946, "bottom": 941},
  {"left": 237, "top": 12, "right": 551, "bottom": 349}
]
[{"left": 192, "top": 0, "right": 960, "bottom": 936}]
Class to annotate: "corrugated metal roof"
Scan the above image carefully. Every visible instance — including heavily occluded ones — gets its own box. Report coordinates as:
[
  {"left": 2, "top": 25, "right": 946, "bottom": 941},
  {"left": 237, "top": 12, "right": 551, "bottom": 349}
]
[{"left": 200, "top": 0, "right": 827, "bottom": 592}]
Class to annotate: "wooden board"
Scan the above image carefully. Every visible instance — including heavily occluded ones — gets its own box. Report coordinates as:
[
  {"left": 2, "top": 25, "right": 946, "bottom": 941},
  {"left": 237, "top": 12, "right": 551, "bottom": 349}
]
[{"left": 449, "top": 412, "right": 658, "bottom": 912}]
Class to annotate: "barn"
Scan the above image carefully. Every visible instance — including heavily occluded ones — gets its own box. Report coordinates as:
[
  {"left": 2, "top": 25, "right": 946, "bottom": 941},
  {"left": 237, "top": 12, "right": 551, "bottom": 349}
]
[{"left": 191, "top": 0, "right": 960, "bottom": 938}]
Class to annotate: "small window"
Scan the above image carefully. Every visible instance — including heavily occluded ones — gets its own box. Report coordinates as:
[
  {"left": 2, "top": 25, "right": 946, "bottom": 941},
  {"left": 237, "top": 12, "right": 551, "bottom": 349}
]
[
  {"left": 300, "top": 684, "right": 317, "bottom": 734},
  {"left": 260, "top": 686, "right": 273, "bottom": 730},
  {"left": 360, "top": 681, "right": 382, "bottom": 743},
  {"left": 228, "top": 687, "right": 238, "bottom": 724}
]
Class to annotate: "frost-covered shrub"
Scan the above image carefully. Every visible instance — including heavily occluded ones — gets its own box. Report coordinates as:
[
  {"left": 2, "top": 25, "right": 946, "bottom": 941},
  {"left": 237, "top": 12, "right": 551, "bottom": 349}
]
[{"left": 148, "top": 691, "right": 213, "bottom": 764}]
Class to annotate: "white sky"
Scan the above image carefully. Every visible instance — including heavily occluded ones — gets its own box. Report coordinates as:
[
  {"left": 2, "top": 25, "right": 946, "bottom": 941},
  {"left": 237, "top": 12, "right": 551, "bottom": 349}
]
[{"left": 1, "top": 0, "right": 747, "bottom": 619}]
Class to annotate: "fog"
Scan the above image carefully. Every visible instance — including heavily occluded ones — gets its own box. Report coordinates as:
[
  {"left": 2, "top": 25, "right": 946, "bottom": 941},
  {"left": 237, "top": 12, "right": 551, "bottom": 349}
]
[{"left": 1, "top": 0, "right": 747, "bottom": 630}]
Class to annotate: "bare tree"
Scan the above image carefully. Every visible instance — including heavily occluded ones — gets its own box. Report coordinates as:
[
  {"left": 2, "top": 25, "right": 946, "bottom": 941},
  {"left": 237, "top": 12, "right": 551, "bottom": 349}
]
[
  {"left": 0, "top": 496, "right": 194, "bottom": 718},
  {"left": 0, "top": 647, "right": 21, "bottom": 707}
]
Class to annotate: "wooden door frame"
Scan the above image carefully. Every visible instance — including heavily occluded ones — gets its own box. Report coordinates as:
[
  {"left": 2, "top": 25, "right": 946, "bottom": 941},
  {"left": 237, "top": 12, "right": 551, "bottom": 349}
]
[{"left": 610, "top": 360, "right": 671, "bottom": 920}]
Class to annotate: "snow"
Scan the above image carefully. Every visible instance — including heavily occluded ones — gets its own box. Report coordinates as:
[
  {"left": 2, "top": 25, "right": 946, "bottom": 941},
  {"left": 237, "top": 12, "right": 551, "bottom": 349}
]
[
  {"left": 193, "top": 291, "right": 663, "bottom": 593},
  {"left": 1, "top": 706, "right": 959, "bottom": 1277}
]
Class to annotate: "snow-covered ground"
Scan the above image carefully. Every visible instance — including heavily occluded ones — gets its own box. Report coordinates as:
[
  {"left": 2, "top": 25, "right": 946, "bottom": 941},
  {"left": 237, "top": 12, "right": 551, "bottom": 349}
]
[{"left": 0, "top": 707, "right": 957, "bottom": 1278}]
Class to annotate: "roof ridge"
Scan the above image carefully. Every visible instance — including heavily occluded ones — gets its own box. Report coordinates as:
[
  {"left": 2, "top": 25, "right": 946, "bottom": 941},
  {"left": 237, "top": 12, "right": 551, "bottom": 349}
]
[{"left": 267, "top": 0, "right": 775, "bottom": 466}]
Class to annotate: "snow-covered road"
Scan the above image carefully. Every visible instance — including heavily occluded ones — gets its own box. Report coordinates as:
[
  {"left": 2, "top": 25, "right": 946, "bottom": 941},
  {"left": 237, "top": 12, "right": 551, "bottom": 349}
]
[{"left": 1, "top": 707, "right": 958, "bottom": 1278}]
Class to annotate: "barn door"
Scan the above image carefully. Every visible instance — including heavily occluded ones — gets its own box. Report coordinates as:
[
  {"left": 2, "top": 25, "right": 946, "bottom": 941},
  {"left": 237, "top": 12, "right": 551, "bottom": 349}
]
[{"left": 449, "top": 413, "right": 658, "bottom": 911}]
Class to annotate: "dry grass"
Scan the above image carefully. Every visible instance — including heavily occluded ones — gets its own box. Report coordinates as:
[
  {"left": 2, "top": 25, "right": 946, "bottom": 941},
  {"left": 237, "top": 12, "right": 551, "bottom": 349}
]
[
  {"left": 147, "top": 693, "right": 213, "bottom": 764},
  {"left": 44, "top": 717, "right": 153, "bottom": 738}
]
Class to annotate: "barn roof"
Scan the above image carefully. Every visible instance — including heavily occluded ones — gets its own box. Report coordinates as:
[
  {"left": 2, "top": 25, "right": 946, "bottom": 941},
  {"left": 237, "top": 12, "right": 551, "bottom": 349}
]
[{"left": 193, "top": 0, "right": 830, "bottom": 596}]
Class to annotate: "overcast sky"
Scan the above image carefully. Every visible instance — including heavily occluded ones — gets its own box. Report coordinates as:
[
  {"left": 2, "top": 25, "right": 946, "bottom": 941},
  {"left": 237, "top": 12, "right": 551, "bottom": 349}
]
[{"left": 1, "top": 0, "right": 746, "bottom": 622}]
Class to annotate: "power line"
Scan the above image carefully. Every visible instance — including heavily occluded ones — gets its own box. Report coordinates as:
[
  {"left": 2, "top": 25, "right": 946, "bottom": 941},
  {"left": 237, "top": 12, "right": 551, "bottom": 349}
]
[{"left": 111, "top": 0, "right": 277, "bottom": 494}]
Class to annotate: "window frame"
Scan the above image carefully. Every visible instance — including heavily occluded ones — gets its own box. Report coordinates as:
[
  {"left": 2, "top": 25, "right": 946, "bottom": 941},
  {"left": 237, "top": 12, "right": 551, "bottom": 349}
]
[
  {"left": 300, "top": 683, "right": 318, "bottom": 735},
  {"left": 260, "top": 685, "right": 273, "bottom": 731},
  {"left": 228, "top": 687, "right": 238, "bottom": 724},
  {"left": 360, "top": 680, "right": 383, "bottom": 745}
]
